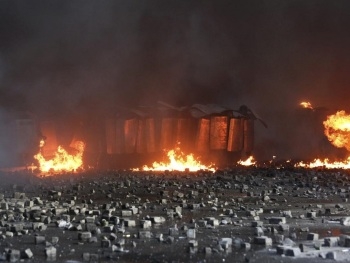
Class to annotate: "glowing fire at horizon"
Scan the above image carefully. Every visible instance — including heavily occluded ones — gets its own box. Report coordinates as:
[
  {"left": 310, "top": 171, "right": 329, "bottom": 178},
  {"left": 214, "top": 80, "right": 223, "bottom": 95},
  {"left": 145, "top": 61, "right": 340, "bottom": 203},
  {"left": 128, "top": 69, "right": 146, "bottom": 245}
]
[
  {"left": 300, "top": 101, "right": 313, "bottom": 109},
  {"left": 34, "top": 140, "right": 85, "bottom": 173},
  {"left": 134, "top": 146, "right": 216, "bottom": 172},
  {"left": 296, "top": 157, "right": 350, "bottom": 169}
]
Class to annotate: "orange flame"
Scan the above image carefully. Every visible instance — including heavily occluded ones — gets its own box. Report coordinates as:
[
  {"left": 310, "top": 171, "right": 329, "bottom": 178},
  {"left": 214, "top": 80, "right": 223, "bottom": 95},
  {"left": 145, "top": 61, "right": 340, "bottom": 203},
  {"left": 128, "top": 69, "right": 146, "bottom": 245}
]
[
  {"left": 296, "top": 157, "right": 350, "bottom": 169},
  {"left": 323, "top": 110, "right": 350, "bottom": 151},
  {"left": 295, "top": 110, "right": 350, "bottom": 169},
  {"left": 34, "top": 140, "right": 85, "bottom": 173},
  {"left": 300, "top": 101, "right": 313, "bottom": 109},
  {"left": 237, "top": 156, "right": 256, "bottom": 166},
  {"left": 135, "top": 146, "right": 216, "bottom": 172}
]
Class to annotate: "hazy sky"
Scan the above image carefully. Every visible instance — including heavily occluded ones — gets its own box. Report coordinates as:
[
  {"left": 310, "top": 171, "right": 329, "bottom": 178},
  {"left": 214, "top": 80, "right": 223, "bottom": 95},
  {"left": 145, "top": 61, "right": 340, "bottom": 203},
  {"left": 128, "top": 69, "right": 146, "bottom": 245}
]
[{"left": 1, "top": 0, "right": 350, "bottom": 159}]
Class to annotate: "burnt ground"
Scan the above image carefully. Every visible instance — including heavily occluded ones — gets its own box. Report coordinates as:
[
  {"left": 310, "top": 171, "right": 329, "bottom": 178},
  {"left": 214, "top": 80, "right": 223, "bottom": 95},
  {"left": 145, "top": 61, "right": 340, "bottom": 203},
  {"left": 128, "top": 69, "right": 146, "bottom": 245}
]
[{"left": 1, "top": 167, "right": 350, "bottom": 262}]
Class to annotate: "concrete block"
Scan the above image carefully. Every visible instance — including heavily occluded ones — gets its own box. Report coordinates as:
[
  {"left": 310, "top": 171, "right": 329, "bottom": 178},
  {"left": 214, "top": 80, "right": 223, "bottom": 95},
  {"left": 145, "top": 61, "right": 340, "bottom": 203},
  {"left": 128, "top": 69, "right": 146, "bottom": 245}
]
[
  {"left": 45, "top": 246, "right": 56, "bottom": 260},
  {"left": 307, "top": 233, "right": 319, "bottom": 241},
  {"left": 78, "top": 232, "right": 92, "bottom": 242},
  {"left": 254, "top": 236, "right": 272, "bottom": 246},
  {"left": 269, "top": 217, "right": 286, "bottom": 224}
]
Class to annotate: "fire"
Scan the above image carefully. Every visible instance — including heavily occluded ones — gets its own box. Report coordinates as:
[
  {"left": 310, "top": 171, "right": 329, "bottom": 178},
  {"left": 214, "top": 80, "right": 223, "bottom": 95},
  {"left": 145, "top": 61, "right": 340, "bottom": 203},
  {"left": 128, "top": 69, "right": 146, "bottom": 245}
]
[
  {"left": 323, "top": 110, "right": 350, "bottom": 151},
  {"left": 300, "top": 101, "right": 313, "bottom": 109},
  {"left": 135, "top": 146, "right": 216, "bottom": 172},
  {"left": 34, "top": 140, "right": 85, "bottom": 173},
  {"left": 295, "top": 110, "right": 350, "bottom": 169},
  {"left": 296, "top": 157, "right": 350, "bottom": 169},
  {"left": 237, "top": 156, "right": 256, "bottom": 166}
]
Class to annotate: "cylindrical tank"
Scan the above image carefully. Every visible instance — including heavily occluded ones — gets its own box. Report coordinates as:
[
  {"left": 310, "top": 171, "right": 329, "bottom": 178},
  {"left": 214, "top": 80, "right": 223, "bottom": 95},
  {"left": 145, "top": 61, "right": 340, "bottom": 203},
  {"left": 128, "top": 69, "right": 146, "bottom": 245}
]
[
  {"left": 160, "top": 118, "right": 175, "bottom": 150},
  {"left": 136, "top": 119, "right": 146, "bottom": 154},
  {"left": 195, "top": 118, "right": 210, "bottom": 152},
  {"left": 175, "top": 118, "right": 195, "bottom": 151},
  {"left": 40, "top": 120, "right": 58, "bottom": 157},
  {"left": 243, "top": 119, "right": 254, "bottom": 154},
  {"left": 145, "top": 118, "right": 156, "bottom": 153},
  {"left": 106, "top": 119, "right": 115, "bottom": 154},
  {"left": 210, "top": 116, "right": 228, "bottom": 150},
  {"left": 115, "top": 119, "right": 125, "bottom": 154},
  {"left": 124, "top": 119, "right": 138, "bottom": 154},
  {"left": 227, "top": 118, "right": 244, "bottom": 152}
]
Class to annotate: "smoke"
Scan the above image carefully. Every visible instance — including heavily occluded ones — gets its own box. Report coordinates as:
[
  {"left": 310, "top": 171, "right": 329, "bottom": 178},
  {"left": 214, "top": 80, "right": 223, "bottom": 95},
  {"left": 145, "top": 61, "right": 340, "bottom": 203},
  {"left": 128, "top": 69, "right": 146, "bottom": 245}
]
[{"left": 1, "top": 0, "right": 350, "bottom": 162}]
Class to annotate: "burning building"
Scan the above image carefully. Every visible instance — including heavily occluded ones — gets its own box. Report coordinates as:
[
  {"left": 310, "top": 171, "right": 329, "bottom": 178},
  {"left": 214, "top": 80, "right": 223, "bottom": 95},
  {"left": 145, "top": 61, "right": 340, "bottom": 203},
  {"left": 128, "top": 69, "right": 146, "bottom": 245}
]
[
  {"left": 1, "top": 103, "right": 265, "bottom": 173},
  {"left": 102, "top": 102, "right": 264, "bottom": 170}
]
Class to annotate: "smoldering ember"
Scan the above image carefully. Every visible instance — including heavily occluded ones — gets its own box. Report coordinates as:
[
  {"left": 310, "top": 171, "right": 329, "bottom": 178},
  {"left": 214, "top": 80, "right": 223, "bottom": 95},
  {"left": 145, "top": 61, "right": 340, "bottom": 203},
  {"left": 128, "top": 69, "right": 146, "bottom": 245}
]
[{"left": 3, "top": 1, "right": 350, "bottom": 263}]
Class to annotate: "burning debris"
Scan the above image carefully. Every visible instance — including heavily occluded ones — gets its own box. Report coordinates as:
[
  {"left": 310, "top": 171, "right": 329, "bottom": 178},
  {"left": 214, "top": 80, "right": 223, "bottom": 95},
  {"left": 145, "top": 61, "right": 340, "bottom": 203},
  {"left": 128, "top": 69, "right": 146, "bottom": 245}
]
[
  {"left": 104, "top": 102, "right": 264, "bottom": 170},
  {"left": 33, "top": 140, "right": 85, "bottom": 174},
  {"left": 237, "top": 155, "right": 256, "bottom": 166},
  {"left": 296, "top": 109, "right": 350, "bottom": 169},
  {"left": 134, "top": 144, "right": 216, "bottom": 172}
]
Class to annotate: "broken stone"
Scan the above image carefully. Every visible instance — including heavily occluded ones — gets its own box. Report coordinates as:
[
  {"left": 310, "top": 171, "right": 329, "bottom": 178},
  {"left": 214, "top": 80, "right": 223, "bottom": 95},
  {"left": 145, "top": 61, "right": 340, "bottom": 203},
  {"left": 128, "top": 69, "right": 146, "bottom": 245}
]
[
  {"left": 45, "top": 246, "right": 56, "bottom": 260},
  {"left": 324, "top": 237, "right": 339, "bottom": 247},
  {"left": 5, "top": 231, "right": 14, "bottom": 238},
  {"left": 166, "top": 236, "right": 175, "bottom": 244},
  {"left": 269, "top": 217, "right": 286, "bottom": 224},
  {"left": 188, "top": 240, "right": 198, "bottom": 248},
  {"left": 101, "top": 239, "right": 111, "bottom": 248},
  {"left": 124, "top": 219, "right": 136, "bottom": 227},
  {"left": 306, "top": 211, "right": 317, "bottom": 218},
  {"left": 78, "top": 232, "right": 92, "bottom": 242},
  {"left": 51, "top": 237, "right": 59, "bottom": 245},
  {"left": 204, "top": 247, "right": 212, "bottom": 254},
  {"left": 151, "top": 216, "right": 166, "bottom": 224},
  {"left": 82, "top": 252, "right": 90, "bottom": 261},
  {"left": 206, "top": 217, "right": 219, "bottom": 227},
  {"left": 307, "top": 233, "right": 319, "bottom": 240},
  {"left": 22, "top": 248, "right": 33, "bottom": 259},
  {"left": 7, "top": 249, "right": 20, "bottom": 262},
  {"left": 139, "top": 231, "right": 152, "bottom": 239},
  {"left": 278, "top": 224, "right": 289, "bottom": 231},
  {"left": 251, "top": 221, "right": 263, "bottom": 227},
  {"left": 187, "top": 229, "right": 196, "bottom": 239},
  {"left": 326, "top": 251, "right": 337, "bottom": 260},
  {"left": 140, "top": 220, "right": 152, "bottom": 229},
  {"left": 254, "top": 236, "right": 272, "bottom": 246},
  {"left": 219, "top": 238, "right": 232, "bottom": 249},
  {"left": 35, "top": 235, "right": 45, "bottom": 244},
  {"left": 341, "top": 217, "right": 350, "bottom": 226},
  {"left": 280, "top": 246, "right": 301, "bottom": 257},
  {"left": 241, "top": 242, "right": 251, "bottom": 250},
  {"left": 197, "top": 220, "right": 207, "bottom": 228},
  {"left": 255, "top": 227, "right": 264, "bottom": 236},
  {"left": 169, "top": 226, "right": 179, "bottom": 236}
]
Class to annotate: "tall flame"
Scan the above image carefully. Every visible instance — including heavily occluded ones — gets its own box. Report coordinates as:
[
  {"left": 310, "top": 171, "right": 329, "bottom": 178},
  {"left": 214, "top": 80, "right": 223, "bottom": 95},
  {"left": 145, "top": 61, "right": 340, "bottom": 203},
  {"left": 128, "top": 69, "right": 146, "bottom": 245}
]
[
  {"left": 135, "top": 146, "right": 216, "bottom": 172},
  {"left": 34, "top": 140, "right": 85, "bottom": 173}
]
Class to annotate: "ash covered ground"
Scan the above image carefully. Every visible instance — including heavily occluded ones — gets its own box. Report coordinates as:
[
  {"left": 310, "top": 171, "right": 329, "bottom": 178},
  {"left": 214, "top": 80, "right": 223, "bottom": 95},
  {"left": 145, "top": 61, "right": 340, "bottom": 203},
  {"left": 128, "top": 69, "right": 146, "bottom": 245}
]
[{"left": 1, "top": 167, "right": 350, "bottom": 262}]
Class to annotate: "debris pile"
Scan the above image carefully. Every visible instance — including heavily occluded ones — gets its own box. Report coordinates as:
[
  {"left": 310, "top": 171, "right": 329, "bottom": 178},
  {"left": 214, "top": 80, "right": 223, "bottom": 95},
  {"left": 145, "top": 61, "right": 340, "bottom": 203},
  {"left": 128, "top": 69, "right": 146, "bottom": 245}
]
[{"left": 1, "top": 168, "right": 350, "bottom": 262}]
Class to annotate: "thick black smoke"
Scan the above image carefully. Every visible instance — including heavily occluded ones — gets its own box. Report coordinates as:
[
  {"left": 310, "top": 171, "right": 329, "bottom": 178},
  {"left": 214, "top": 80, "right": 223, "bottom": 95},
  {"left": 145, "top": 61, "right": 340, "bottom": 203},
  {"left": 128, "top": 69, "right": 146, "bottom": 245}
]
[{"left": 1, "top": 0, "right": 350, "bottom": 163}]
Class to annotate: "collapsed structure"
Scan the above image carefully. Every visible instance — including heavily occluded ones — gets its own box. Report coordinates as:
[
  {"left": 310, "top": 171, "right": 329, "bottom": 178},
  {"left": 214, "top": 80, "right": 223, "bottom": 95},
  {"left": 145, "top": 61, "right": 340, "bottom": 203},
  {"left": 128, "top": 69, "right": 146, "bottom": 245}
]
[{"left": 2, "top": 103, "right": 266, "bottom": 170}]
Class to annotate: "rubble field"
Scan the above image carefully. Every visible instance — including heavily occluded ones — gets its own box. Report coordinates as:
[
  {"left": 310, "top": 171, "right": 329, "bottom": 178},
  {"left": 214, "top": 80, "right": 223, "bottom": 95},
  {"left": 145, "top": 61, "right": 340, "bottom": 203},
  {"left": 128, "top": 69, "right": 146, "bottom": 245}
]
[{"left": 1, "top": 167, "right": 350, "bottom": 262}]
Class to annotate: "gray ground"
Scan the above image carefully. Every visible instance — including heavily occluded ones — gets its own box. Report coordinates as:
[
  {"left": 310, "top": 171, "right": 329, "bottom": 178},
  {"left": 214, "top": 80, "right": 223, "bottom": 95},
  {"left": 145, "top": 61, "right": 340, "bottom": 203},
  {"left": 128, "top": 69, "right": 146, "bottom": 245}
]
[{"left": 1, "top": 166, "right": 350, "bottom": 262}]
